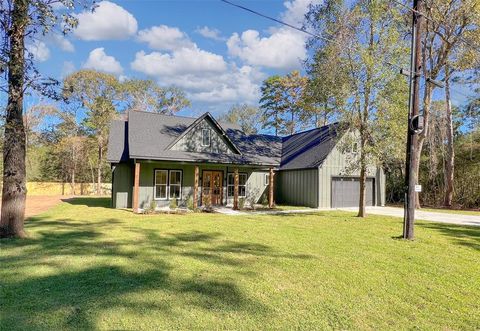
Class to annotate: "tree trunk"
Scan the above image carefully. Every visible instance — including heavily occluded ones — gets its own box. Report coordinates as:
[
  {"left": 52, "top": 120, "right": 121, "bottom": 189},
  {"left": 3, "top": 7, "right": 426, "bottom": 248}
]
[
  {"left": 97, "top": 143, "right": 103, "bottom": 195},
  {"left": 413, "top": 83, "right": 433, "bottom": 209},
  {"left": 443, "top": 66, "right": 454, "bottom": 207},
  {"left": 357, "top": 130, "right": 367, "bottom": 218},
  {"left": 71, "top": 168, "right": 76, "bottom": 196},
  {"left": 0, "top": 0, "right": 28, "bottom": 239},
  {"left": 71, "top": 144, "right": 76, "bottom": 196}
]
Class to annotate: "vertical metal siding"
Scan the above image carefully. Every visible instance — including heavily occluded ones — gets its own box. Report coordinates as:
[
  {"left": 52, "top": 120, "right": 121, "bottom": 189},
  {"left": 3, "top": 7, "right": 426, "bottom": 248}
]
[
  {"left": 318, "top": 140, "right": 385, "bottom": 208},
  {"left": 112, "top": 163, "right": 132, "bottom": 208},
  {"left": 276, "top": 168, "right": 319, "bottom": 208}
]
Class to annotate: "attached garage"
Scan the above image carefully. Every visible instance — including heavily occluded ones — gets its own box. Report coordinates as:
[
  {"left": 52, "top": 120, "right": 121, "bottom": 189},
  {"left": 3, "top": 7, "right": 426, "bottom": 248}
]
[{"left": 331, "top": 177, "right": 375, "bottom": 208}]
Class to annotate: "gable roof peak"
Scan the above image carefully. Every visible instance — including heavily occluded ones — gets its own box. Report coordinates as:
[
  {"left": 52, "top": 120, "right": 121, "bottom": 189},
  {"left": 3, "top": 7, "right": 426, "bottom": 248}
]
[{"left": 165, "top": 111, "right": 242, "bottom": 155}]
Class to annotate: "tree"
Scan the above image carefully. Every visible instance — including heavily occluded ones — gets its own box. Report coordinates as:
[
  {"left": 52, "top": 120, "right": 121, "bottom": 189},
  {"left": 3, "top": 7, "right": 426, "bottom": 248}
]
[
  {"left": 305, "top": 0, "right": 408, "bottom": 217},
  {"left": 120, "top": 79, "right": 190, "bottom": 114},
  {"left": 281, "top": 71, "right": 309, "bottom": 135},
  {"left": 259, "top": 72, "right": 309, "bottom": 136},
  {"left": 218, "top": 104, "right": 261, "bottom": 135},
  {"left": 259, "top": 75, "right": 287, "bottom": 136},
  {"left": 413, "top": 0, "right": 480, "bottom": 208},
  {"left": 0, "top": 0, "right": 90, "bottom": 238},
  {"left": 304, "top": 44, "right": 350, "bottom": 127},
  {"left": 63, "top": 70, "right": 120, "bottom": 195}
]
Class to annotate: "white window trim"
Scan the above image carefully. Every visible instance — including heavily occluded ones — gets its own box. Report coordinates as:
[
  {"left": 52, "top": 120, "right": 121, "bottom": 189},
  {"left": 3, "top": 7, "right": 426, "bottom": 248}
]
[
  {"left": 202, "top": 128, "right": 211, "bottom": 147},
  {"left": 169, "top": 170, "right": 182, "bottom": 199},
  {"left": 154, "top": 169, "right": 168, "bottom": 200},
  {"left": 227, "top": 173, "right": 247, "bottom": 198},
  {"left": 264, "top": 174, "right": 270, "bottom": 186}
]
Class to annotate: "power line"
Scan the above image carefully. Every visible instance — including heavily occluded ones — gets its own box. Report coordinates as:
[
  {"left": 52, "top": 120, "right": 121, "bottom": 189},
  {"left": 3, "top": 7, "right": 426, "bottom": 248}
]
[
  {"left": 221, "top": 0, "right": 477, "bottom": 108},
  {"left": 219, "top": 0, "right": 332, "bottom": 43},
  {"left": 391, "top": 0, "right": 480, "bottom": 54}
]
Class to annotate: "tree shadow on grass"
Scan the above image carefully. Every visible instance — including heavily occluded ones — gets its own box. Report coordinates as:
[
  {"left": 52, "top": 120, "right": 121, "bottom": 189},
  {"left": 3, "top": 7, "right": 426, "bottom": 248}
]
[
  {"left": 417, "top": 222, "right": 480, "bottom": 251},
  {"left": 0, "top": 216, "right": 312, "bottom": 329}
]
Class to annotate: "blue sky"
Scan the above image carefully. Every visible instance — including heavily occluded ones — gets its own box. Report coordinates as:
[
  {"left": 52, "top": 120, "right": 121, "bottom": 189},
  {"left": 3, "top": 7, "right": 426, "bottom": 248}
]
[
  {"left": 28, "top": 0, "right": 316, "bottom": 118},
  {"left": 17, "top": 0, "right": 475, "bottom": 123}
]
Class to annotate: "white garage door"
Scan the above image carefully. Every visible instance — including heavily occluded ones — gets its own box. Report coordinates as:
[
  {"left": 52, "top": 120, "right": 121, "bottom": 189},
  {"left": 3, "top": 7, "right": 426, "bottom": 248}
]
[{"left": 331, "top": 177, "right": 375, "bottom": 208}]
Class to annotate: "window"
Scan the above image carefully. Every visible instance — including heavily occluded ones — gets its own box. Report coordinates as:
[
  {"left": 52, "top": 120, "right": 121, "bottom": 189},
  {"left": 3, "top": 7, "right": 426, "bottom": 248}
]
[
  {"left": 154, "top": 170, "right": 168, "bottom": 200},
  {"left": 264, "top": 174, "right": 270, "bottom": 186},
  {"left": 169, "top": 170, "right": 182, "bottom": 199},
  {"left": 352, "top": 142, "right": 358, "bottom": 154},
  {"left": 202, "top": 129, "right": 211, "bottom": 146},
  {"left": 154, "top": 169, "right": 182, "bottom": 200},
  {"left": 227, "top": 173, "right": 247, "bottom": 198}
]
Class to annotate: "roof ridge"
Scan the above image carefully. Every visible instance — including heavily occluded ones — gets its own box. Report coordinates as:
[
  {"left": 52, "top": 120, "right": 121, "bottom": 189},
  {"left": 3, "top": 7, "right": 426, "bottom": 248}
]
[
  {"left": 282, "top": 122, "right": 339, "bottom": 139},
  {"left": 128, "top": 109, "right": 197, "bottom": 120}
]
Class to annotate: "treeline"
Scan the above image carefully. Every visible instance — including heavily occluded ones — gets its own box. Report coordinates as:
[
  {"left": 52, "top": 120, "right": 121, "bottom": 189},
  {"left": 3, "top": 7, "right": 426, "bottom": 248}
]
[
  {"left": 3, "top": 70, "right": 191, "bottom": 195},
  {"left": 219, "top": 1, "right": 480, "bottom": 211}
]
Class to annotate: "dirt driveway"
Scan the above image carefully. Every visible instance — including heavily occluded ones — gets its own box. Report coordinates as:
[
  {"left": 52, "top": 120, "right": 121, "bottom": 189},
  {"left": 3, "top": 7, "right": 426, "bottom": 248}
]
[{"left": 0, "top": 196, "right": 69, "bottom": 219}]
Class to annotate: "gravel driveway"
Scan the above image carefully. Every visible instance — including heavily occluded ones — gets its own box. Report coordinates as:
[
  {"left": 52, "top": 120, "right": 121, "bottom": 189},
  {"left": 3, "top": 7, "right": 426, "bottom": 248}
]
[{"left": 339, "top": 206, "right": 480, "bottom": 227}]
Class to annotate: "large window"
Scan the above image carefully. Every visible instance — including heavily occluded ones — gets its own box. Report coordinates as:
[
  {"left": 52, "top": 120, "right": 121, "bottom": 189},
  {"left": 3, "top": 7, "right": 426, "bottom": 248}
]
[
  {"left": 169, "top": 170, "right": 182, "bottom": 199},
  {"left": 202, "top": 129, "right": 211, "bottom": 146},
  {"left": 154, "top": 169, "right": 183, "bottom": 200},
  {"left": 154, "top": 170, "right": 168, "bottom": 200},
  {"left": 227, "top": 173, "right": 247, "bottom": 198}
]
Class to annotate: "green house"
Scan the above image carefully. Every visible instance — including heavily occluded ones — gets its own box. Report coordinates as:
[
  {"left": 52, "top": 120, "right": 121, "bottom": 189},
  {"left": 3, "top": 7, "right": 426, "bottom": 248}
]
[{"left": 107, "top": 110, "right": 385, "bottom": 211}]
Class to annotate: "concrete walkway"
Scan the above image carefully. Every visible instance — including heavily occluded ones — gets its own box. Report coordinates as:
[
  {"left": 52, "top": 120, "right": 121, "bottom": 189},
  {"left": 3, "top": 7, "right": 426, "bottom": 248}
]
[
  {"left": 214, "top": 207, "right": 322, "bottom": 216},
  {"left": 339, "top": 206, "right": 480, "bottom": 227}
]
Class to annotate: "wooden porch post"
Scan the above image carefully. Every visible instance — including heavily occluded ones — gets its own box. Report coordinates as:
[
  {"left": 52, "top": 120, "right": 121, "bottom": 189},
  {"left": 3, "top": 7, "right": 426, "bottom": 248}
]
[
  {"left": 233, "top": 168, "right": 239, "bottom": 210},
  {"left": 269, "top": 167, "right": 275, "bottom": 208},
  {"left": 133, "top": 161, "right": 140, "bottom": 213},
  {"left": 193, "top": 165, "right": 199, "bottom": 209}
]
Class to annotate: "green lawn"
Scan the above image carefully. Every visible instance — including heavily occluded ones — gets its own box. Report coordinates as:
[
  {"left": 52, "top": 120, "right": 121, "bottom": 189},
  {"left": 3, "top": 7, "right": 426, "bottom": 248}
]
[{"left": 1, "top": 198, "right": 479, "bottom": 330}]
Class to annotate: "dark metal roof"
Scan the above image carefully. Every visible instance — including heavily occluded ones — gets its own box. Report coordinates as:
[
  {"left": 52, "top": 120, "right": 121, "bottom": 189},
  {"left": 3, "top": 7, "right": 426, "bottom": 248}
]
[
  {"left": 107, "top": 110, "right": 340, "bottom": 169},
  {"left": 280, "top": 123, "right": 340, "bottom": 170}
]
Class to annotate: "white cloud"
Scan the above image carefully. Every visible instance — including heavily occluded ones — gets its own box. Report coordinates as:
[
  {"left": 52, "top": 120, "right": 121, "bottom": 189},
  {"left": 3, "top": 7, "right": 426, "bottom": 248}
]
[
  {"left": 131, "top": 47, "right": 227, "bottom": 76},
  {"left": 281, "top": 0, "right": 319, "bottom": 25},
  {"left": 226, "top": 0, "right": 321, "bottom": 70},
  {"left": 28, "top": 41, "right": 50, "bottom": 62},
  {"left": 227, "top": 28, "right": 306, "bottom": 70},
  {"left": 74, "top": 1, "right": 137, "bottom": 41},
  {"left": 131, "top": 48, "right": 263, "bottom": 103},
  {"left": 137, "top": 25, "right": 194, "bottom": 51},
  {"left": 61, "top": 61, "right": 76, "bottom": 77},
  {"left": 83, "top": 48, "right": 123, "bottom": 75},
  {"left": 195, "top": 26, "right": 225, "bottom": 41},
  {"left": 47, "top": 33, "right": 75, "bottom": 52}
]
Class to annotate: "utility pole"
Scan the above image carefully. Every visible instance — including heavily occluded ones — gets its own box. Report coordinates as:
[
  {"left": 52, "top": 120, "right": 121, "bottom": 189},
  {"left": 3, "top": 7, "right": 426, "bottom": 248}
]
[{"left": 403, "top": 0, "right": 424, "bottom": 240}]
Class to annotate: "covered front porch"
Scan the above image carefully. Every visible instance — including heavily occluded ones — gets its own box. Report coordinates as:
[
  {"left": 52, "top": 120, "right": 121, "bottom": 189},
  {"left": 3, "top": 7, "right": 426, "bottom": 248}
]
[{"left": 112, "top": 160, "right": 276, "bottom": 212}]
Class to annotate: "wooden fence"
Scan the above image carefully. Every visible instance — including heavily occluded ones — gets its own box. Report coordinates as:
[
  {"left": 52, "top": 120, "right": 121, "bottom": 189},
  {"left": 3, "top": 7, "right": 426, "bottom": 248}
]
[{"left": 24, "top": 182, "right": 112, "bottom": 196}]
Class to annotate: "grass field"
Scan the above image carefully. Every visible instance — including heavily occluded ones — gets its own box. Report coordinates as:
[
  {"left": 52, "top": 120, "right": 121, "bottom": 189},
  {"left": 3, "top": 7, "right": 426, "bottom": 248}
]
[{"left": 1, "top": 198, "right": 479, "bottom": 330}]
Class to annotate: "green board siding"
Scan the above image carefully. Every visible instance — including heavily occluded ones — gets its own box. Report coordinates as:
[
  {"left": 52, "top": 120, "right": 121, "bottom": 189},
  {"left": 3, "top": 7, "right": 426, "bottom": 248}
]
[
  {"left": 120, "top": 161, "right": 270, "bottom": 210},
  {"left": 276, "top": 169, "right": 319, "bottom": 208},
  {"left": 171, "top": 118, "right": 235, "bottom": 154},
  {"left": 318, "top": 143, "right": 385, "bottom": 208},
  {"left": 112, "top": 162, "right": 132, "bottom": 208}
]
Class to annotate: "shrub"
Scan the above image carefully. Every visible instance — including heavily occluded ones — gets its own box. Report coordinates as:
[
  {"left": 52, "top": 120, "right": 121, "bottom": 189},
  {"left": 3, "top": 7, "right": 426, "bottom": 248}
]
[
  {"left": 261, "top": 194, "right": 268, "bottom": 206},
  {"left": 247, "top": 195, "right": 256, "bottom": 210},
  {"left": 144, "top": 200, "right": 157, "bottom": 214},
  {"left": 239, "top": 197, "right": 245, "bottom": 210},
  {"left": 169, "top": 198, "right": 178, "bottom": 210},
  {"left": 186, "top": 196, "right": 194, "bottom": 210}
]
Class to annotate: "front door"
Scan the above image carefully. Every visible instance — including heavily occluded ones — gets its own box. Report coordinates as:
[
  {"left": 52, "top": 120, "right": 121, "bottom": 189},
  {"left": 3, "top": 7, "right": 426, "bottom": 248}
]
[{"left": 202, "top": 171, "right": 223, "bottom": 205}]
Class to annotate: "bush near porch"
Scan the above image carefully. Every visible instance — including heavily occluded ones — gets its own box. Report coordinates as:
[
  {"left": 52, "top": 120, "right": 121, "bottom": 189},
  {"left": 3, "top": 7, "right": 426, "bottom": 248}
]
[{"left": 0, "top": 198, "right": 478, "bottom": 330}]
